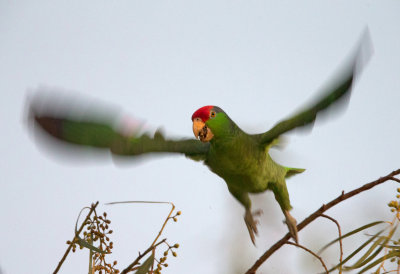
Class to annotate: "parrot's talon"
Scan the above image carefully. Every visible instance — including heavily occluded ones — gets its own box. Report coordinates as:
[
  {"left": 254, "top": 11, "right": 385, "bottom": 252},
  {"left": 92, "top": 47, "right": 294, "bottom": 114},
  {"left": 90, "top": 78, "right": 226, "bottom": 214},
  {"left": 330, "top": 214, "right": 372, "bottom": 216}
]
[
  {"left": 284, "top": 210, "right": 298, "bottom": 243},
  {"left": 244, "top": 209, "right": 261, "bottom": 245}
]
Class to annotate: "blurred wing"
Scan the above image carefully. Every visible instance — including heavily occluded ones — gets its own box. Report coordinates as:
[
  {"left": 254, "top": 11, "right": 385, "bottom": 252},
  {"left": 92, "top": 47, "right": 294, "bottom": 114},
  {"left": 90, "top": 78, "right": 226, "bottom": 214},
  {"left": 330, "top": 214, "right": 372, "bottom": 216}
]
[
  {"left": 257, "top": 71, "right": 354, "bottom": 146},
  {"left": 30, "top": 99, "right": 209, "bottom": 161},
  {"left": 257, "top": 30, "right": 372, "bottom": 147}
]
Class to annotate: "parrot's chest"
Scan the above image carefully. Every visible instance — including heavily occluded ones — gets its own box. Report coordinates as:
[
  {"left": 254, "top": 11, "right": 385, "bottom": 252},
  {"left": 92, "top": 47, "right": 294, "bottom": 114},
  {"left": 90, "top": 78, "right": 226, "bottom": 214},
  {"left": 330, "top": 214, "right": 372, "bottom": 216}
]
[{"left": 205, "top": 139, "right": 277, "bottom": 192}]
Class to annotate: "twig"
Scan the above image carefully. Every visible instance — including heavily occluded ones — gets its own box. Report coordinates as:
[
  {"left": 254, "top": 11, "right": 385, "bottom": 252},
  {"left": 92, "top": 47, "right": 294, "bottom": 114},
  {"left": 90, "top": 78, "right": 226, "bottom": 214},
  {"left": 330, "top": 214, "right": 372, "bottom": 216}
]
[
  {"left": 320, "top": 214, "right": 343, "bottom": 274},
  {"left": 151, "top": 202, "right": 175, "bottom": 247},
  {"left": 390, "top": 177, "right": 400, "bottom": 184},
  {"left": 245, "top": 169, "right": 400, "bottom": 274},
  {"left": 109, "top": 201, "right": 176, "bottom": 273},
  {"left": 106, "top": 201, "right": 175, "bottom": 247},
  {"left": 286, "top": 241, "right": 329, "bottom": 273},
  {"left": 120, "top": 239, "right": 166, "bottom": 274},
  {"left": 53, "top": 201, "right": 99, "bottom": 274},
  {"left": 398, "top": 257, "right": 400, "bottom": 274}
]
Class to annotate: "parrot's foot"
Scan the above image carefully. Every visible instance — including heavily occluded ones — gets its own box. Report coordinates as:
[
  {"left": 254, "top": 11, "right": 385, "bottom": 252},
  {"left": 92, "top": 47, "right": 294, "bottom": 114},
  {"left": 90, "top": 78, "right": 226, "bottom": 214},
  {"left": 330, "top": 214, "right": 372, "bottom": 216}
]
[
  {"left": 283, "top": 210, "right": 298, "bottom": 243},
  {"left": 244, "top": 209, "right": 263, "bottom": 245}
]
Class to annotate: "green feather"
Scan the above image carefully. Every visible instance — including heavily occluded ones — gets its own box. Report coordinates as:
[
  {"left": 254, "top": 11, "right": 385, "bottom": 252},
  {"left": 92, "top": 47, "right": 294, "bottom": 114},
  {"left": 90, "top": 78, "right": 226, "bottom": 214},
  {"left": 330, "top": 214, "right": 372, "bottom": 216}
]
[
  {"left": 29, "top": 31, "right": 371, "bottom": 245},
  {"left": 33, "top": 116, "right": 209, "bottom": 159},
  {"left": 284, "top": 167, "right": 306, "bottom": 178}
]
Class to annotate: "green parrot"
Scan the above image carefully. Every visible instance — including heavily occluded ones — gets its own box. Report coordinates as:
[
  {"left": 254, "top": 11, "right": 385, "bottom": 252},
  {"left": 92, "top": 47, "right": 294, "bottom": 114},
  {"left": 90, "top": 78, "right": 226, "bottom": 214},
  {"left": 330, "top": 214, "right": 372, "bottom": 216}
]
[{"left": 29, "top": 36, "right": 370, "bottom": 245}]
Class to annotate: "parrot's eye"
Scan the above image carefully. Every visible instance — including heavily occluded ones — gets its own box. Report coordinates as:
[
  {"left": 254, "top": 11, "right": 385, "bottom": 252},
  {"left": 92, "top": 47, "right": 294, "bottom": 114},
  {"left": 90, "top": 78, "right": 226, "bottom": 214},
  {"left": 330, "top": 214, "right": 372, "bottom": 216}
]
[{"left": 210, "top": 111, "right": 216, "bottom": 118}]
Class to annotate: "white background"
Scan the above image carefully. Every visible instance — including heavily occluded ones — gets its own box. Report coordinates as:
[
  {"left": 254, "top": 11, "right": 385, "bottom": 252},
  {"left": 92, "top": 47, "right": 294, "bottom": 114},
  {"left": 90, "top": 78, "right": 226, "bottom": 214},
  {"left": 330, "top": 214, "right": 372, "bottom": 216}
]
[{"left": 1, "top": 1, "right": 399, "bottom": 273}]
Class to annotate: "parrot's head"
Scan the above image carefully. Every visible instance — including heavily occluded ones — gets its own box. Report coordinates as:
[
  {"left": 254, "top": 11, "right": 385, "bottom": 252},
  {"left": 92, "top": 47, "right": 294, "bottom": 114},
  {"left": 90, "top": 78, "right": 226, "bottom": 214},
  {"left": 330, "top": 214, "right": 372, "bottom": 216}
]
[{"left": 191, "top": 105, "right": 227, "bottom": 142}]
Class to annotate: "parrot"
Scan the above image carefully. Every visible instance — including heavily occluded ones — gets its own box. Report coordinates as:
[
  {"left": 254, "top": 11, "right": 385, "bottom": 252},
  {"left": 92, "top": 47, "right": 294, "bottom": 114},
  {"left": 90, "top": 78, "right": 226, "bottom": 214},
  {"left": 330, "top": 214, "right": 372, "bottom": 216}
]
[{"left": 28, "top": 33, "right": 371, "bottom": 245}]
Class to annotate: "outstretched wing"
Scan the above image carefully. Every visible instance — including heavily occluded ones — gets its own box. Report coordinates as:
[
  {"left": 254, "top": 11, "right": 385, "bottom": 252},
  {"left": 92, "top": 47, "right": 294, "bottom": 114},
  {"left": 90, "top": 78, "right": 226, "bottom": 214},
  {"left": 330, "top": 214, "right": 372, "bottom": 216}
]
[
  {"left": 257, "top": 30, "right": 372, "bottom": 147},
  {"left": 29, "top": 95, "right": 209, "bottom": 160}
]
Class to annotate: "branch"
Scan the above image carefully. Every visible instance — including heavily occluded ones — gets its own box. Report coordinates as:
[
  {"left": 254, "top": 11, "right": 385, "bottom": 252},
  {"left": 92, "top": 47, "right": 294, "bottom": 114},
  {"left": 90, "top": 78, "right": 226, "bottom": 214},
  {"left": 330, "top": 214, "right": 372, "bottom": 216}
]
[
  {"left": 320, "top": 214, "right": 343, "bottom": 274},
  {"left": 111, "top": 201, "right": 176, "bottom": 273},
  {"left": 286, "top": 241, "right": 329, "bottom": 273},
  {"left": 151, "top": 202, "right": 175, "bottom": 246},
  {"left": 54, "top": 201, "right": 99, "bottom": 274},
  {"left": 245, "top": 169, "right": 400, "bottom": 274},
  {"left": 120, "top": 238, "right": 166, "bottom": 274},
  {"left": 390, "top": 177, "right": 400, "bottom": 184}
]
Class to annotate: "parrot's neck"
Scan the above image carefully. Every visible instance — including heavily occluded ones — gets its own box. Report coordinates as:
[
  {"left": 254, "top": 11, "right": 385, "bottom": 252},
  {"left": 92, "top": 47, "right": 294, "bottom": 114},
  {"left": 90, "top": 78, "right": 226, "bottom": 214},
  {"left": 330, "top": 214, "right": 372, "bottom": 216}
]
[
  {"left": 208, "top": 120, "right": 247, "bottom": 150},
  {"left": 208, "top": 116, "right": 242, "bottom": 138}
]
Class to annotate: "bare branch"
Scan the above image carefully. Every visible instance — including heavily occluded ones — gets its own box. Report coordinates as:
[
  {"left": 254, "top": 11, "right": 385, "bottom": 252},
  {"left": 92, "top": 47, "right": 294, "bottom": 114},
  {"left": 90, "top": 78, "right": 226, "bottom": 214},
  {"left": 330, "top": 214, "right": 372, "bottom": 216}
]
[
  {"left": 286, "top": 241, "right": 329, "bottom": 273},
  {"left": 245, "top": 169, "right": 400, "bottom": 274},
  {"left": 390, "top": 177, "right": 400, "bottom": 184},
  {"left": 320, "top": 214, "right": 343, "bottom": 274}
]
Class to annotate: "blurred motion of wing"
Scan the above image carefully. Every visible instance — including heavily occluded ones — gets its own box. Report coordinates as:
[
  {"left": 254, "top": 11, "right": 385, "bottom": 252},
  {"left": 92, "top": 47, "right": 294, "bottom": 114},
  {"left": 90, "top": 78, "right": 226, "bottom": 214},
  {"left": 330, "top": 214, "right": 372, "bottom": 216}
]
[
  {"left": 27, "top": 29, "right": 372, "bottom": 245},
  {"left": 256, "top": 28, "right": 373, "bottom": 142},
  {"left": 28, "top": 91, "right": 210, "bottom": 161}
]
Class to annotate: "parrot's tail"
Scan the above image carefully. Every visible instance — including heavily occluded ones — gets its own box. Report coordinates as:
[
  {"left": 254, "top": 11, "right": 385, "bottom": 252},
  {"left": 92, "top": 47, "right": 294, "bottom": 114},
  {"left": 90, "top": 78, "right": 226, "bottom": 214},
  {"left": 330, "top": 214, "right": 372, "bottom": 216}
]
[{"left": 284, "top": 167, "right": 306, "bottom": 178}]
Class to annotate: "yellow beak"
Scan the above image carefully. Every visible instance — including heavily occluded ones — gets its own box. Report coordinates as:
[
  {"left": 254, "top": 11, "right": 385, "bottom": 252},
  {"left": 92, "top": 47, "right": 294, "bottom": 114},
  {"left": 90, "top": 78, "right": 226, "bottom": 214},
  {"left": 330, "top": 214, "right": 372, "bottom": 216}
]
[{"left": 192, "top": 118, "right": 214, "bottom": 142}]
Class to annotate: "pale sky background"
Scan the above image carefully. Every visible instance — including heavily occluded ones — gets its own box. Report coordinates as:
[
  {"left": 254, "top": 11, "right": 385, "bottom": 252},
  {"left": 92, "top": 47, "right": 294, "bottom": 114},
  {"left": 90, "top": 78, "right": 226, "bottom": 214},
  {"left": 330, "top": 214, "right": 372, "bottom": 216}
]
[{"left": 1, "top": 1, "right": 400, "bottom": 273}]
